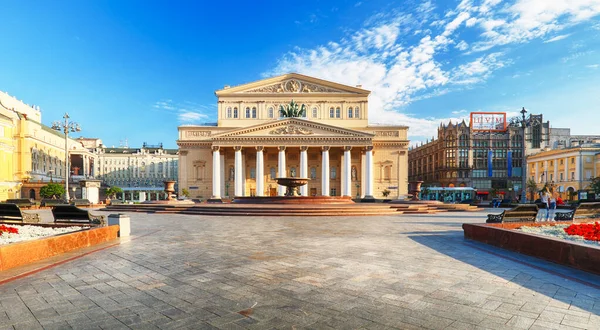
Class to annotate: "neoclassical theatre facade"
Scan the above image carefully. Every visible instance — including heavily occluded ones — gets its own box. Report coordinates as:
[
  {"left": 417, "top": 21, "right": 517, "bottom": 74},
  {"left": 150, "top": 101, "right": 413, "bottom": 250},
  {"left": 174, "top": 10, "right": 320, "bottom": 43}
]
[{"left": 177, "top": 73, "right": 409, "bottom": 199}]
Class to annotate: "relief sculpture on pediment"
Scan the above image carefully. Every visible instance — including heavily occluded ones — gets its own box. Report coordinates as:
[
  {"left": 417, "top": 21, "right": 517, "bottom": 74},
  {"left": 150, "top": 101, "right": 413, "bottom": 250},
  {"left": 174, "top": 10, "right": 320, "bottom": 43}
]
[
  {"left": 269, "top": 125, "right": 314, "bottom": 135},
  {"left": 244, "top": 79, "right": 346, "bottom": 94}
]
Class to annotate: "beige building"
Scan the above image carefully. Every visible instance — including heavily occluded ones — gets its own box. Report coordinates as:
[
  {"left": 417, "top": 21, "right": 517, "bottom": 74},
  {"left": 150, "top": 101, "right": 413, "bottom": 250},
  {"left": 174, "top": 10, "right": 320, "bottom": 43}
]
[
  {"left": 0, "top": 91, "right": 97, "bottom": 201},
  {"left": 177, "top": 73, "right": 409, "bottom": 199},
  {"left": 527, "top": 145, "right": 600, "bottom": 200}
]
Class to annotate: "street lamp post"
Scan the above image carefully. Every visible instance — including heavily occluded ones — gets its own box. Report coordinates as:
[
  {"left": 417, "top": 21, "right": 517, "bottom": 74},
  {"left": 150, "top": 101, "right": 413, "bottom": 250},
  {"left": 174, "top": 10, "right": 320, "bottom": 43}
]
[
  {"left": 52, "top": 113, "right": 81, "bottom": 201},
  {"left": 520, "top": 107, "right": 528, "bottom": 204}
]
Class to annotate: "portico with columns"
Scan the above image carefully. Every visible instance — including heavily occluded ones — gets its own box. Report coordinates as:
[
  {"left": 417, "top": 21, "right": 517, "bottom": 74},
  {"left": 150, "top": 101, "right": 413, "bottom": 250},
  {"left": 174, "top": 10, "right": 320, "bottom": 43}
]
[{"left": 177, "top": 73, "right": 409, "bottom": 200}]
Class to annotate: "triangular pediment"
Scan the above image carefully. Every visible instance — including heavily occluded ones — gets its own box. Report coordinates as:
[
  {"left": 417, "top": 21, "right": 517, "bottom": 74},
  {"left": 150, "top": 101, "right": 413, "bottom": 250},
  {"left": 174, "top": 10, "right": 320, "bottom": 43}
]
[
  {"left": 215, "top": 73, "right": 370, "bottom": 95},
  {"left": 212, "top": 118, "right": 374, "bottom": 138}
]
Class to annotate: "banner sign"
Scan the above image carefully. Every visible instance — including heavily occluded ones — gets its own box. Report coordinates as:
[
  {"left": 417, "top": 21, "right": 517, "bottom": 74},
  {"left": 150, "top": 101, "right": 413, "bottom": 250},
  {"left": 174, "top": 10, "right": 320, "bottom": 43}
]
[
  {"left": 507, "top": 151, "right": 512, "bottom": 177},
  {"left": 470, "top": 112, "right": 507, "bottom": 131},
  {"left": 488, "top": 150, "right": 493, "bottom": 177}
]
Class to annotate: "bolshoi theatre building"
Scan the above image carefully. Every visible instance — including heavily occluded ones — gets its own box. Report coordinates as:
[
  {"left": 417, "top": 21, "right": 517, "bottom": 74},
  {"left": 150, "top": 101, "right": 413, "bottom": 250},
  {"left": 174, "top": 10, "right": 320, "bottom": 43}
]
[{"left": 177, "top": 73, "right": 410, "bottom": 200}]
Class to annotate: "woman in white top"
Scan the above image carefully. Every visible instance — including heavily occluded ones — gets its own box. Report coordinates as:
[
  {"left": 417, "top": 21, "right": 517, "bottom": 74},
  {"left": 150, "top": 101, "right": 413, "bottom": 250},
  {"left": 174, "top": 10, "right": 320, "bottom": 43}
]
[
  {"left": 540, "top": 190, "right": 550, "bottom": 222},
  {"left": 548, "top": 189, "right": 558, "bottom": 221}
]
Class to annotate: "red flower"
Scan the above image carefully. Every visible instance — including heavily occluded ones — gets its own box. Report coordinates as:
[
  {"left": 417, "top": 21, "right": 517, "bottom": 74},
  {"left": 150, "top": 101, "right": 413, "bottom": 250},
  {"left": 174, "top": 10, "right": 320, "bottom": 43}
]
[
  {"left": 0, "top": 224, "right": 19, "bottom": 236},
  {"left": 564, "top": 222, "right": 600, "bottom": 242}
]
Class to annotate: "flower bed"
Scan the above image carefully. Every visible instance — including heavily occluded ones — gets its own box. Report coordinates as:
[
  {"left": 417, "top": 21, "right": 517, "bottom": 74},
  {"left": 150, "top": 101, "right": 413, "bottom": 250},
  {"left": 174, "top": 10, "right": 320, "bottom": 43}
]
[
  {"left": 518, "top": 224, "right": 600, "bottom": 247},
  {"left": 0, "top": 223, "right": 119, "bottom": 271},
  {"left": 0, "top": 224, "right": 84, "bottom": 245},
  {"left": 463, "top": 221, "right": 600, "bottom": 275}
]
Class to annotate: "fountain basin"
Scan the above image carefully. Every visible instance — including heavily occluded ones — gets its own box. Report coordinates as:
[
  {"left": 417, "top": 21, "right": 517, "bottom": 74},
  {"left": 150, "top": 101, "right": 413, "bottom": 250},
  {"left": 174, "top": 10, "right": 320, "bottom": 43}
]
[{"left": 275, "top": 177, "right": 309, "bottom": 197}]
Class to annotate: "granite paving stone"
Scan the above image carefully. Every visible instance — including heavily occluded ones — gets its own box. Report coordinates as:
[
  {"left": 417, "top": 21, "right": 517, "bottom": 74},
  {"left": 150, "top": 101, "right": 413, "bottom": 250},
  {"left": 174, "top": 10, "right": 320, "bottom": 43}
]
[{"left": 1, "top": 209, "right": 600, "bottom": 329}]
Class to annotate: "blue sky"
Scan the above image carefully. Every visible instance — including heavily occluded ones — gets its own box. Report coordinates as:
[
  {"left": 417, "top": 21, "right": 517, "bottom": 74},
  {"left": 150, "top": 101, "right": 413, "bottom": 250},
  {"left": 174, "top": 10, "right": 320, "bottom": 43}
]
[{"left": 1, "top": 0, "right": 599, "bottom": 148}]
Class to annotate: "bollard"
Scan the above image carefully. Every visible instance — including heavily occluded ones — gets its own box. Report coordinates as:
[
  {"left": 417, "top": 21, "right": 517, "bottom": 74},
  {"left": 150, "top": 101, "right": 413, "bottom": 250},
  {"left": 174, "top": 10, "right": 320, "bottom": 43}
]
[{"left": 107, "top": 213, "right": 130, "bottom": 237}]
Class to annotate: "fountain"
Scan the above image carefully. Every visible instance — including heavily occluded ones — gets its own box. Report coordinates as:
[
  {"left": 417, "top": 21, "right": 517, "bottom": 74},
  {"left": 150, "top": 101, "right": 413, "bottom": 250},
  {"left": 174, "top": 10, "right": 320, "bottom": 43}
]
[
  {"left": 232, "top": 177, "right": 354, "bottom": 204},
  {"left": 275, "top": 177, "right": 309, "bottom": 197},
  {"left": 142, "top": 180, "right": 194, "bottom": 205}
]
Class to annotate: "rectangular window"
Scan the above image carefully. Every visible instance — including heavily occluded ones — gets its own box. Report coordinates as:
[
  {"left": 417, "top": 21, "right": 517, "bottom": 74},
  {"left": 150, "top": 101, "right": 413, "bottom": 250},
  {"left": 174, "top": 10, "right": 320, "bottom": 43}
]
[
  {"left": 571, "top": 158, "right": 575, "bottom": 164},
  {"left": 586, "top": 170, "right": 592, "bottom": 179},
  {"left": 560, "top": 172, "right": 564, "bottom": 181},
  {"left": 329, "top": 108, "right": 334, "bottom": 118},
  {"left": 355, "top": 108, "right": 360, "bottom": 118},
  {"left": 330, "top": 188, "right": 337, "bottom": 196},
  {"left": 245, "top": 108, "right": 251, "bottom": 118},
  {"left": 312, "top": 108, "right": 318, "bottom": 118},
  {"left": 571, "top": 172, "right": 575, "bottom": 180},
  {"left": 348, "top": 109, "right": 353, "bottom": 118},
  {"left": 268, "top": 108, "right": 274, "bottom": 118},
  {"left": 335, "top": 108, "right": 341, "bottom": 118}
]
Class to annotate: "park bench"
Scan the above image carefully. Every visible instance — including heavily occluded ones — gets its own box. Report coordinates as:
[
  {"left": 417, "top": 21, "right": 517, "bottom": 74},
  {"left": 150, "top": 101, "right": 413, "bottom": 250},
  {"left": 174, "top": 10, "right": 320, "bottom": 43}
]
[
  {"left": 41, "top": 199, "right": 68, "bottom": 207},
  {"left": 51, "top": 205, "right": 106, "bottom": 225},
  {"left": 4, "top": 198, "right": 36, "bottom": 208},
  {"left": 553, "top": 202, "right": 600, "bottom": 221},
  {"left": 0, "top": 203, "right": 41, "bottom": 223},
  {"left": 70, "top": 199, "right": 92, "bottom": 207},
  {"left": 486, "top": 204, "right": 539, "bottom": 223}
]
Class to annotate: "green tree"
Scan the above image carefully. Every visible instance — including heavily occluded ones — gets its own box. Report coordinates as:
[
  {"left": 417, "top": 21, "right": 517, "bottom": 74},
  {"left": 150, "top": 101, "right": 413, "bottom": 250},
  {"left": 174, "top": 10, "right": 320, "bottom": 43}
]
[
  {"left": 590, "top": 176, "right": 600, "bottom": 195},
  {"left": 39, "top": 183, "right": 66, "bottom": 199},
  {"left": 105, "top": 186, "right": 123, "bottom": 199},
  {"left": 279, "top": 100, "right": 306, "bottom": 118},
  {"left": 181, "top": 188, "right": 190, "bottom": 198},
  {"left": 526, "top": 178, "right": 538, "bottom": 202}
]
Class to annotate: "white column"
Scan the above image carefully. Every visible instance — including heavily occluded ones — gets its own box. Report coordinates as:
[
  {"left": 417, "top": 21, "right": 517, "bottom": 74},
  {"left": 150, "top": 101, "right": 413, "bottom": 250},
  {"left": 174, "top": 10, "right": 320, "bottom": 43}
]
[
  {"left": 544, "top": 160, "right": 548, "bottom": 183},
  {"left": 535, "top": 162, "right": 539, "bottom": 183},
  {"left": 256, "top": 147, "right": 264, "bottom": 197},
  {"left": 212, "top": 147, "right": 221, "bottom": 198},
  {"left": 365, "top": 146, "right": 374, "bottom": 198},
  {"left": 321, "top": 146, "right": 330, "bottom": 196},
  {"left": 300, "top": 146, "right": 308, "bottom": 196},
  {"left": 278, "top": 146, "right": 286, "bottom": 196},
  {"left": 575, "top": 155, "right": 581, "bottom": 182},
  {"left": 564, "top": 157, "right": 568, "bottom": 182},
  {"left": 361, "top": 152, "right": 366, "bottom": 198},
  {"left": 234, "top": 147, "right": 243, "bottom": 196},
  {"left": 343, "top": 147, "right": 352, "bottom": 196},
  {"left": 554, "top": 159, "right": 558, "bottom": 184}
]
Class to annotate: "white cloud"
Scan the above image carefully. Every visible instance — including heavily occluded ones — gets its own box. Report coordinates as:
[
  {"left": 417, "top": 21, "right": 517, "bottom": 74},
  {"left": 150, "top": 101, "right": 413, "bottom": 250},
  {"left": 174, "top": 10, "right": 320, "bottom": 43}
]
[
  {"left": 178, "top": 112, "right": 208, "bottom": 122},
  {"left": 587, "top": 64, "right": 599, "bottom": 68},
  {"left": 456, "top": 40, "right": 469, "bottom": 50},
  {"left": 153, "top": 100, "right": 213, "bottom": 123},
  {"left": 266, "top": 0, "right": 600, "bottom": 139},
  {"left": 452, "top": 109, "right": 468, "bottom": 114},
  {"left": 544, "top": 34, "right": 572, "bottom": 43}
]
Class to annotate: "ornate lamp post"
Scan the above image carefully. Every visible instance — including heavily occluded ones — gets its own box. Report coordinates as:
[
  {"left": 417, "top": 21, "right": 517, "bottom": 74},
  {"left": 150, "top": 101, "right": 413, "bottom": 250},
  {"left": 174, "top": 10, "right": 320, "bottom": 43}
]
[
  {"left": 520, "top": 107, "right": 528, "bottom": 204},
  {"left": 52, "top": 113, "right": 81, "bottom": 201}
]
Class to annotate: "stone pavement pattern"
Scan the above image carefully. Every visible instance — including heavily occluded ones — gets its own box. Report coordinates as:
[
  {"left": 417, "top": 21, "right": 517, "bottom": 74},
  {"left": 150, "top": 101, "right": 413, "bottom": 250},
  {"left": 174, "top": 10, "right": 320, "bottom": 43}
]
[{"left": 1, "top": 210, "right": 600, "bottom": 329}]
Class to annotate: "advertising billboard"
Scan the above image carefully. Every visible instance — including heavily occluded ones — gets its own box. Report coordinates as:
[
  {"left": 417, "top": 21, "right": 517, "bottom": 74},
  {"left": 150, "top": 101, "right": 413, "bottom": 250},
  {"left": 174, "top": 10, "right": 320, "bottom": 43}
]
[{"left": 470, "top": 112, "right": 507, "bottom": 132}]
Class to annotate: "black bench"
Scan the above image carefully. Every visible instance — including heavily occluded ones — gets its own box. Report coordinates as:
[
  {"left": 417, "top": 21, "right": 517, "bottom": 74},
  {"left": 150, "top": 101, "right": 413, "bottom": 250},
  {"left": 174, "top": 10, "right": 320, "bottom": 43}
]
[
  {"left": 71, "top": 199, "right": 92, "bottom": 206},
  {"left": 51, "top": 205, "right": 105, "bottom": 225},
  {"left": 487, "top": 204, "right": 539, "bottom": 223},
  {"left": 0, "top": 203, "right": 41, "bottom": 223},
  {"left": 552, "top": 202, "right": 600, "bottom": 221},
  {"left": 5, "top": 198, "right": 36, "bottom": 208},
  {"left": 41, "top": 199, "right": 68, "bottom": 207}
]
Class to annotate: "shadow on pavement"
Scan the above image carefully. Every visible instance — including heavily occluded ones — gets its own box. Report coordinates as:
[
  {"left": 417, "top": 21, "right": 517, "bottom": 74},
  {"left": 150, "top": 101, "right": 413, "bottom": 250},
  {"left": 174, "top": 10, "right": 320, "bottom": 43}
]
[{"left": 407, "top": 232, "right": 600, "bottom": 314}]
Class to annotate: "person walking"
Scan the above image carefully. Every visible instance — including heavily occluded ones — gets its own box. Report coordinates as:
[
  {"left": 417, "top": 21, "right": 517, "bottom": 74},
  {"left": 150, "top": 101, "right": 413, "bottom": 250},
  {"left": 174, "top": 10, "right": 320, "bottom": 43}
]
[
  {"left": 540, "top": 189, "right": 550, "bottom": 222},
  {"left": 548, "top": 188, "right": 558, "bottom": 221}
]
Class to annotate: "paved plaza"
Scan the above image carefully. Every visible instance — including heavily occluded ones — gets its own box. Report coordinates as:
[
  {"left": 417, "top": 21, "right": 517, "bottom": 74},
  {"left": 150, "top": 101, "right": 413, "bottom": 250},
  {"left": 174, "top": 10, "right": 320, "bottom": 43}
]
[{"left": 1, "top": 210, "right": 600, "bottom": 329}]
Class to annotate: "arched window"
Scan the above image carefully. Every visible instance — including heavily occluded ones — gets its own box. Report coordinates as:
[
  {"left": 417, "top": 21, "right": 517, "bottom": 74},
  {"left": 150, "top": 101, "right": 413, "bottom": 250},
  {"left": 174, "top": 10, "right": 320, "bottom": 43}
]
[
  {"left": 227, "top": 107, "right": 232, "bottom": 118},
  {"left": 335, "top": 107, "right": 341, "bottom": 118},
  {"left": 329, "top": 107, "right": 335, "bottom": 118},
  {"left": 245, "top": 107, "right": 251, "bottom": 118},
  {"left": 270, "top": 167, "right": 276, "bottom": 180},
  {"left": 233, "top": 107, "right": 238, "bottom": 118},
  {"left": 354, "top": 107, "right": 360, "bottom": 118},
  {"left": 310, "top": 167, "right": 317, "bottom": 179},
  {"left": 312, "top": 107, "right": 318, "bottom": 118},
  {"left": 348, "top": 107, "right": 353, "bottom": 118},
  {"left": 331, "top": 167, "right": 337, "bottom": 179},
  {"left": 268, "top": 107, "right": 274, "bottom": 118},
  {"left": 251, "top": 107, "right": 257, "bottom": 118}
]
